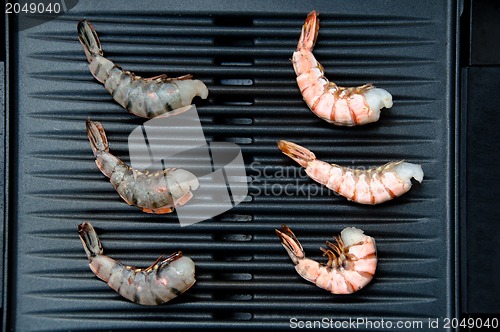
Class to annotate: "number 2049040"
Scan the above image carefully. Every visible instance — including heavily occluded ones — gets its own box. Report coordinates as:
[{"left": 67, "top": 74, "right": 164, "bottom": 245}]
[
  {"left": 5, "top": 2, "right": 61, "bottom": 14},
  {"left": 443, "top": 317, "right": 498, "bottom": 329}
]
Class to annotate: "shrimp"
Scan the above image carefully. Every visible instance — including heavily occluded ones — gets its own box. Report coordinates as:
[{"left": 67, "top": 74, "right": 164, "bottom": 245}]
[
  {"left": 276, "top": 224, "right": 376, "bottom": 294},
  {"left": 78, "top": 222, "right": 196, "bottom": 305},
  {"left": 277, "top": 140, "right": 423, "bottom": 204},
  {"left": 86, "top": 116, "right": 199, "bottom": 213},
  {"left": 292, "top": 11, "right": 393, "bottom": 126},
  {"left": 77, "top": 20, "right": 209, "bottom": 118}
]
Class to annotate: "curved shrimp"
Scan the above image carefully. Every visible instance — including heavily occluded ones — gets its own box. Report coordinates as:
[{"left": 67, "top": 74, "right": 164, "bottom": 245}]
[
  {"left": 276, "top": 224, "right": 376, "bottom": 294},
  {"left": 77, "top": 20, "right": 208, "bottom": 118},
  {"left": 78, "top": 222, "right": 196, "bottom": 305},
  {"left": 86, "top": 117, "right": 199, "bottom": 213},
  {"left": 293, "top": 11, "right": 393, "bottom": 126},
  {"left": 277, "top": 140, "right": 423, "bottom": 204}
]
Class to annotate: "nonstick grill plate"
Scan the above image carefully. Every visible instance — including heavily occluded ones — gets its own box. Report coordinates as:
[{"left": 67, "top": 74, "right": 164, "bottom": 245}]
[{"left": 4, "top": 0, "right": 458, "bottom": 330}]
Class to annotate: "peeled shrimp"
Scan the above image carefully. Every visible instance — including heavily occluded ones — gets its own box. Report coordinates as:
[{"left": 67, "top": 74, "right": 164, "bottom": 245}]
[
  {"left": 86, "top": 117, "right": 199, "bottom": 213},
  {"left": 276, "top": 224, "right": 376, "bottom": 294},
  {"left": 78, "top": 222, "right": 196, "bottom": 305},
  {"left": 77, "top": 20, "right": 208, "bottom": 118},
  {"left": 293, "top": 11, "right": 393, "bottom": 126},
  {"left": 277, "top": 140, "right": 423, "bottom": 204}
]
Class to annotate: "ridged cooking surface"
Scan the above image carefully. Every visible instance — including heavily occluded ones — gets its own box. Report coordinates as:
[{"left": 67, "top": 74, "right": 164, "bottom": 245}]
[{"left": 8, "top": 0, "right": 456, "bottom": 330}]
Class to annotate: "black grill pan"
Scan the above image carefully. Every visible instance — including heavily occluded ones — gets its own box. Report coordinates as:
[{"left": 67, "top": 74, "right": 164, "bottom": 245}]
[{"left": 4, "top": 0, "right": 459, "bottom": 330}]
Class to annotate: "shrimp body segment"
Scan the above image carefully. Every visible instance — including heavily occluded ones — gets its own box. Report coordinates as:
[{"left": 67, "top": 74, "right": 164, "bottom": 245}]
[
  {"left": 276, "top": 225, "right": 377, "bottom": 294},
  {"left": 77, "top": 20, "right": 208, "bottom": 118},
  {"left": 277, "top": 140, "right": 423, "bottom": 204},
  {"left": 78, "top": 222, "right": 196, "bottom": 305},
  {"left": 293, "top": 11, "right": 393, "bottom": 126},
  {"left": 86, "top": 118, "right": 199, "bottom": 214}
]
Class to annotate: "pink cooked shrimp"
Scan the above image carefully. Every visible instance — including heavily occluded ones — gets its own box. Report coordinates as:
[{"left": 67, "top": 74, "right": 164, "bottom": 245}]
[
  {"left": 276, "top": 224, "right": 377, "bottom": 294},
  {"left": 277, "top": 140, "right": 423, "bottom": 204},
  {"left": 293, "top": 11, "right": 393, "bottom": 126}
]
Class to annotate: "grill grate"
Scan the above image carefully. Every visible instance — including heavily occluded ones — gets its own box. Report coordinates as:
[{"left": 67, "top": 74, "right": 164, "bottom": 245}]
[{"left": 5, "top": 0, "right": 458, "bottom": 330}]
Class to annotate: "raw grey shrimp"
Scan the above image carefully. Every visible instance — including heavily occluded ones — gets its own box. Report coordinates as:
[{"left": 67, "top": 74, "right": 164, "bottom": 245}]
[
  {"left": 86, "top": 116, "right": 199, "bottom": 214},
  {"left": 78, "top": 222, "right": 196, "bottom": 305},
  {"left": 293, "top": 11, "right": 393, "bottom": 126},
  {"left": 278, "top": 140, "right": 423, "bottom": 204},
  {"left": 77, "top": 20, "right": 208, "bottom": 118},
  {"left": 276, "top": 224, "right": 377, "bottom": 294}
]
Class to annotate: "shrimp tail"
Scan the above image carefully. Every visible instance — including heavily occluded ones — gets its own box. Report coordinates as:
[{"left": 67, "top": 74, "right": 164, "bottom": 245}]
[
  {"left": 275, "top": 224, "right": 305, "bottom": 264},
  {"left": 277, "top": 140, "right": 315, "bottom": 168},
  {"left": 86, "top": 118, "right": 109, "bottom": 157},
  {"left": 78, "top": 222, "right": 104, "bottom": 261},
  {"left": 77, "top": 19, "right": 103, "bottom": 63},
  {"left": 298, "top": 10, "right": 319, "bottom": 51}
]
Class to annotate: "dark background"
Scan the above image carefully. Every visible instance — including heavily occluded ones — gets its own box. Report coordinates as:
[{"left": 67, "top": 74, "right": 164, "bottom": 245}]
[{"left": 461, "top": 0, "right": 500, "bottom": 322}]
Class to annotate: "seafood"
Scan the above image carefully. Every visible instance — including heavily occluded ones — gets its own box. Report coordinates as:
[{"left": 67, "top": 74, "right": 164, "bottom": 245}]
[
  {"left": 86, "top": 117, "right": 199, "bottom": 213},
  {"left": 278, "top": 140, "right": 423, "bottom": 204},
  {"left": 276, "top": 224, "right": 376, "bottom": 294},
  {"left": 293, "top": 11, "right": 393, "bottom": 126},
  {"left": 78, "top": 222, "right": 196, "bottom": 305},
  {"left": 77, "top": 20, "right": 208, "bottom": 118}
]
